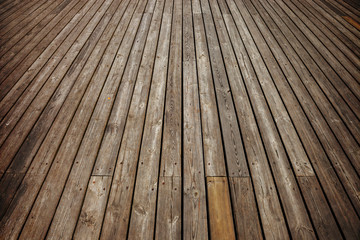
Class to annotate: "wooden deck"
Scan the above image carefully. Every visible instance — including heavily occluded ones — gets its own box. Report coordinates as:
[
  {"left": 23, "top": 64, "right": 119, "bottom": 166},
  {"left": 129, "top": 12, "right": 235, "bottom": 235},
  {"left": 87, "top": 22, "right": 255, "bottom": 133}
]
[{"left": 0, "top": 0, "right": 359, "bottom": 239}]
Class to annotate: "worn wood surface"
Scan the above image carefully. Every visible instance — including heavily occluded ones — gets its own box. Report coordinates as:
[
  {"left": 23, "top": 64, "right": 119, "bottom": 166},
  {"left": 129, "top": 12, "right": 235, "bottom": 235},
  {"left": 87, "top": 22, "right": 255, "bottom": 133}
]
[{"left": 0, "top": 0, "right": 359, "bottom": 239}]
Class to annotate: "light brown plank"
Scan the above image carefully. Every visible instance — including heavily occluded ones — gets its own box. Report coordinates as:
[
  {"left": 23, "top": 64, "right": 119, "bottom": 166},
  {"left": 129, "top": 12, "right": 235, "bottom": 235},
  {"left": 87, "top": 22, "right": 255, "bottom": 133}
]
[{"left": 207, "top": 177, "right": 236, "bottom": 240}]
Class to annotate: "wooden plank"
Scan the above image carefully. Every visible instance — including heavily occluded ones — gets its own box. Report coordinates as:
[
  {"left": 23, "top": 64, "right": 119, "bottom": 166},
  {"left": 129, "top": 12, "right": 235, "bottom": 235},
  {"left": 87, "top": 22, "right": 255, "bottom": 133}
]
[
  {"left": 343, "top": 16, "right": 360, "bottom": 30},
  {"left": 207, "top": 177, "right": 236, "bottom": 240},
  {"left": 0, "top": 0, "right": 111, "bottom": 174},
  {"left": 45, "top": 2, "right": 155, "bottom": 239},
  {"left": 0, "top": 0, "right": 21, "bottom": 16},
  {"left": 303, "top": 0, "right": 360, "bottom": 51},
  {"left": 0, "top": 0, "right": 64, "bottom": 59},
  {"left": 256, "top": 0, "right": 360, "bottom": 207},
  {"left": 26, "top": 1, "right": 153, "bottom": 239},
  {"left": 339, "top": 0, "right": 360, "bottom": 15},
  {"left": 324, "top": 0, "right": 360, "bottom": 23},
  {"left": 155, "top": 176, "right": 181, "bottom": 240},
  {"left": 0, "top": 0, "right": 126, "bottom": 235},
  {"left": 0, "top": 0, "right": 82, "bottom": 91},
  {"left": 12, "top": 0, "right": 147, "bottom": 239},
  {"left": 85, "top": 0, "right": 150, "bottom": 177},
  {"left": 289, "top": 0, "right": 360, "bottom": 68},
  {"left": 198, "top": 0, "right": 239, "bottom": 177},
  {"left": 0, "top": 0, "right": 35, "bottom": 23},
  {"left": 271, "top": 0, "right": 360, "bottom": 103},
  {"left": 192, "top": 0, "right": 228, "bottom": 178},
  {"left": 312, "top": 0, "right": 360, "bottom": 38},
  {"left": 0, "top": 0, "right": 106, "bottom": 214},
  {"left": 218, "top": 0, "right": 314, "bottom": 177},
  {"left": 260, "top": 0, "right": 360, "bottom": 169},
  {"left": 294, "top": 0, "right": 360, "bottom": 57},
  {"left": 127, "top": 0, "right": 172, "bottom": 238},
  {"left": 234, "top": 0, "right": 357, "bottom": 238},
  {"left": 159, "top": 0, "right": 181, "bottom": 178},
  {"left": 99, "top": 0, "right": 165, "bottom": 239},
  {"left": 6, "top": 0, "right": 144, "bottom": 237},
  {"left": 210, "top": 1, "right": 289, "bottom": 238},
  {"left": 217, "top": 0, "right": 316, "bottom": 238},
  {"left": 0, "top": 0, "right": 90, "bottom": 101},
  {"left": 222, "top": 0, "right": 301, "bottom": 238},
  {"left": 278, "top": 1, "right": 360, "bottom": 81},
  {"left": 250, "top": 0, "right": 360, "bottom": 221},
  {"left": 0, "top": 0, "right": 47, "bottom": 37},
  {"left": 251, "top": 0, "right": 360, "bottom": 237},
  {"left": 298, "top": 177, "right": 343, "bottom": 239},
  {"left": 0, "top": 0, "right": 97, "bottom": 109},
  {"left": 73, "top": 176, "right": 111, "bottom": 240},
  {"left": 182, "top": 0, "right": 208, "bottom": 239},
  {"left": 229, "top": 177, "right": 263, "bottom": 239},
  {"left": 269, "top": 0, "right": 360, "bottom": 102}
]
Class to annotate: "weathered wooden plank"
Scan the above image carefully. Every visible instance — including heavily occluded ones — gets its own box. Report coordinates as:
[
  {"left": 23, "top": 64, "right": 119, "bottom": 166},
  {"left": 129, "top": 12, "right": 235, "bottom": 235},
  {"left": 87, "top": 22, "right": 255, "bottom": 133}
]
[
  {"left": 0, "top": 0, "right": 97, "bottom": 109},
  {"left": 99, "top": 0, "right": 165, "bottom": 239},
  {"left": 298, "top": 177, "right": 343, "bottom": 239},
  {"left": 0, "top": 1, "right": 359, "bottom": 239},
  {"left": 273, "top": 0, "right": 360, "bottom": 96},
  {"left": 216, "top": 0, "right": 316, "bottom": 238},
  {"left": 43, "top": 1, "right": 155, "bottom": 239},
  {"left": 0, "top": 0, "right": 91, "bottom": 100},
  {"left": 0, "top": 0, "right": 107, "bottom": 213},
  {"left": 155, "top": 176, "right": 181, "bottom": 240},
  {"left": 252, "top": 0, "right": 360, "bottom": 238},
  {"left": 290, "top": 0, "right": 360, "bottom": 58},
  {"left": 192, "top": 0, "right": 229, "bottom": 178},
  {"left": 160, "top": 0, "right": 181, "bottom": 178},
  {"left": 0, "top": 0, "right": 64, "bottom": 59},
  {"left": 198, "top": 0, "right": 239, "bottom": 177},
  {"left": 0, "top": 0, "right": 47, "bottom": 36},
  {"left": 127, "top": 0, "right": 172, "bottom": 238},
  {"left": 251, "top": 0, "right": 360, "bottom": 219},
  {"left": 260, "top": 0, "right": 360, "bottom": 169},
  {"left": 36, "top": 1, "right": 154, "bottom": 239},
  {"left": 73, "top": 176, "right": 111, "bottom": 240},
  {"left": 0, "top": 0, "right": 21, "bottom": 17},
  {"left": 336, "top": 0, "right": 360, "bottom": 14},
  {"left": 0, "top": 0, "right": 126, "bottom": 235},
  {"left": 229, "top": 177, "right": 263, "bottom": 239},
  {"left": 304, "top": 0, "right": 360, "bottom": 50},
  {"left": 255, "top": 0, "right": 360, "bottom": 213},
  {"left": 343, "top": 15, "right": 360, "bottom": 30},
  {"left": 282, "top": 0, "right": 360, "bottom": 74},
  {"left": 0, "top": 0, "right": 111, "bottom": 174},
  {"left": 207, "top": 177, "right": 236, "bottom": 240},
  {"left": 324, "top": 0, "right": 360, "bottom": 22},
  {"left": 88, "top": 0, "right": 151, "bottom": 177},
  {"left": 269, "top": 0, "right": 360, "bottom": 106},
  {"left": 14, "top": 0, "right": 149, "bottom": 239},
  {"left": 294, "top": 0, "right": 360, "bottom": 57},
  {"left": 0, "top": 0, "right": 36, "bottom": 23},
  {"left": 217, "top": 0, "right": 289, "bottom": 239},
  {"left": 182, "top": 1, "right": 208, "bottom": 239},
  {"left": 220, "top": 0, "right": 314, "bottom": 177},
  {"left": 312, "top": 0, "right": 360, "bottom": 38}
]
